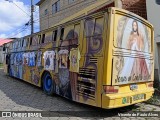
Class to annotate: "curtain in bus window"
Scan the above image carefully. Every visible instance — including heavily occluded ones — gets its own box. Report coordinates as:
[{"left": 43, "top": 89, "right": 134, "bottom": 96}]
[
  {"left": 37, "top": 51, "right": 42, "bottom": 67},
  {"left": 58, "top": 50, "right": 69, "bottom": 68},
  {"left": 69, "top": 48, "right": 81, "bottom": 72},
  {"left": 28, "top": 52, "right": 36, "bottom": 67},
  {"left": 43, "top": 51, "right": 55, "bottom": 70}
]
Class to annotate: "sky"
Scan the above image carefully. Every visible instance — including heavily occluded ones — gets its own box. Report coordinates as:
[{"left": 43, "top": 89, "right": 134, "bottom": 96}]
[{"left": 0, "top": 0, "right": 40, "bottom": 39}]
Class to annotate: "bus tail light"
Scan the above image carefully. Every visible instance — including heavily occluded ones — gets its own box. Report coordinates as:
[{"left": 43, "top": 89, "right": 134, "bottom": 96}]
[
  {"left": 147, "top": 82, "right": 153, "bottom": 88},
  {"left": 103, "top": 86, "right": 119, "bottom": 94}
]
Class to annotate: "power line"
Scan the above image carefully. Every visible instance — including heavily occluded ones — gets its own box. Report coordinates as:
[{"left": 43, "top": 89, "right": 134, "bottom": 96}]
[
  {"left": 5, "top": 0, "right": 30, "bottom": 17},
  {"left": 8, "top": 26, "right": 30, "bottom": 38},
  {"left": 31, "top": 0, "right": 34, "bottom": 34}
]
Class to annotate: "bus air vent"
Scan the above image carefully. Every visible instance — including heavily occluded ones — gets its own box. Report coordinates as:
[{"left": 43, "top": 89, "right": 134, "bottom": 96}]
[
  {"left": 79, "top": 68, "right": 96, "bottom": 80},
  {"left": 89, "top": 57, "right": 98, "bottom": 64}
]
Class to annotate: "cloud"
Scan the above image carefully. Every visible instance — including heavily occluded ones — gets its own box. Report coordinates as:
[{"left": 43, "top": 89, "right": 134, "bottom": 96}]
[
  {"left": 0, "top": 0, "right": 40, "bottom": 38},
  {"left": 0, "top": 34, "right": 7, "bottom": 38}
]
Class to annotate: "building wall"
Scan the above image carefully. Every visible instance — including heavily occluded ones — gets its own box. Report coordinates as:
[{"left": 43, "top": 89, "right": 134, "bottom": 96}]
[
  {"left": 146, "top": 0, "right": 160, "bottom": 87},
  {"left": 39, "top": 0, "right": 97, "bottom": 30},
  {"left": 38, "top": 0, "right": 147, "bottom": 30},
  {"left": 121, "top": 0, "right": 147, "bottom": 19}
]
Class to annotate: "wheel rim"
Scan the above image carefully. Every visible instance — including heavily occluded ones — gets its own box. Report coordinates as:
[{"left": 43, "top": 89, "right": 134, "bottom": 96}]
[{"left": 44, "top": 74, "right": 52, "bottom": 92}]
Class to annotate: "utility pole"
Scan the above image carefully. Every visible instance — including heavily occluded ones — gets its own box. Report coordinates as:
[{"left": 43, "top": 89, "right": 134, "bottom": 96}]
[{"left": 31, "top": 0, "right": 34, "bottom": 34}]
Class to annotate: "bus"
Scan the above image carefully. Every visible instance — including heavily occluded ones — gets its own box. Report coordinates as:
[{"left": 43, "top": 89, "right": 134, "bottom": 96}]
[{"left": 3, "top": 7, "right": 154, "bottom": 109}]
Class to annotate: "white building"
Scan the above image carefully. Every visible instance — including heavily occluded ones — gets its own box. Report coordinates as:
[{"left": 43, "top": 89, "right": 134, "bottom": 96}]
[{"left": 146, "top": 0, "right": 160, "bottom": 87}]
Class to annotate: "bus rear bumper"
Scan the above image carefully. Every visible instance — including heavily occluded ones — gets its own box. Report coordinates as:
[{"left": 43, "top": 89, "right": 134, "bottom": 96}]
[{"left": 102, "top": 88, "right": 154, "bottom": 109}]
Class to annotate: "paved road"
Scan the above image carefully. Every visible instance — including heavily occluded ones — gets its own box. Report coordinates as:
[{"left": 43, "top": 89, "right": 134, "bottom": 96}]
[{"left": 0, "top": 69, "right": 159, "bottom": 120}]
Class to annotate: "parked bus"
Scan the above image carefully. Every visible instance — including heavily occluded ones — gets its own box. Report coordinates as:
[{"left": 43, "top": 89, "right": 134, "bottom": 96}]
[{"left": 3, "top": 7, "right": 154, "bottom": 109}]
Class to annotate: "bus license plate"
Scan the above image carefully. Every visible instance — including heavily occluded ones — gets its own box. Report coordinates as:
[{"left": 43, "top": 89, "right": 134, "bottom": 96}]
[
  {"left": 133, "top": 94, "right": 145, "bottom": 101},
  {"left": 130, "top": 84, "right": 138, "bottom": 90}
]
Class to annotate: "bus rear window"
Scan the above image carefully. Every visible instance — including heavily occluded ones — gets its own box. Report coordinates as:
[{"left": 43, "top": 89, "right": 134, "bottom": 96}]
[{"left": 114, "top": 15, "right": 152, "bottom": 53}]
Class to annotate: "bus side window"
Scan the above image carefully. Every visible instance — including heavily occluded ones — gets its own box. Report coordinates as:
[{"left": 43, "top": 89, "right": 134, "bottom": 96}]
[
  {"left": 38, "top": 35, "right": 41, "bottom": 44},
  {"left": 42, "top": 34, "right": 45, "bottom": 43},
  {"left": 85, "top": 17, "right": 104, "bottom": 36},
  {"left": 60, "top": 28, "right": 64, "bottom": 40},
  {"left": 74, "top": 24, "right": 80, "bottom": 40},
  {"left": 30, "top": 37, "right": 32, "bottom": 46},
  {"left": 32, "top": 35, "right": 38, "bottom": 46},
  {"left": 45, "top": 31, "right": 52, "bottom": 43},
  {"left": 27, "top": 38, "right": 30, "bottom": 47},
  {"left": 22, "top": 39, "right": 24, "bottom": 47},
  {"left": 94, "top": 17, "right": 104, "bottom": 35},
  {"left": 64, "top": 25, "right": 74, "bottom": 40},
  {"left": 53, "top": 30, "right": 57, "bottom": 41},
  {"left": 85, "top": 19, "right": 95, "bottom": 37},
  {"left": 19, "top": 40, "right": 21, "bottom": 48}
]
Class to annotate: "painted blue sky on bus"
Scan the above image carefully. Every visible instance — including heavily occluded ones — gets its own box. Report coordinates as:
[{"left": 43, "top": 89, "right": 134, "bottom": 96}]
[{"left": 0, "top": 0, "right": 40, "bottom": 38}]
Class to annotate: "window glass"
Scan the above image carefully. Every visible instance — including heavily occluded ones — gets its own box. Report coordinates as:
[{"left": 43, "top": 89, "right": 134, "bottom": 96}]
[
  {"left": 45, "top": 9, "right": 48, "bottom": 15},
  {"left": 23, "top": 38, "right": 27, "bottom": 47},
  {"left": 60, "top": 28, "right": 64, "bottom": 40},
  {"left": 53, "top": 30, "right": 57, "bottom": 41},
  {"left": 32, "top": 35, "right": 38, "bottom": 46},
  {"left": 52, "top": 0, "right": 60, "bottom": 14},
  {"left": 38, "top": 35, "right": 41, "bottom": 44},
  {"left": 30, "top": 37, "right": 32, "bottom": 45},
  {"left": 57, "top": 0, "right": 60, "bottom": 11},
  {"left": 68, "top": 0, "right": 75, "bottom": 4},
  {"left": 64, "top": 25, "right": 74, "bottom": 40},
  {"left": 42, "top": 34, "right": 45, "bottom": 43},
  {"left": 45, "top": 31, "right": 52, "bottom": 43},
  {"left": 94, "top": 17, "right": 103, "bottom": 35},
  {"left": 85, "top": 19, "right": 95, "bottom": 37},
  {"left": 74, "top": 24, "right": 80, "bottom": 38},
  {"left": 52, "top": 4, "right": 56, "bottom": 14}
]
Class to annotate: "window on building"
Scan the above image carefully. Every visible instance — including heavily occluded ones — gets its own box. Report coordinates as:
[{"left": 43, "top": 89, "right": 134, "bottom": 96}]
[
  {"left": 68, "top": 0, "right": 75, "bottom": 4},
  {"left": 52, "top": 0, "right": 60, "bottom": 14},
  {"left": 45, "top": 9, "right": 48, "bottom": 15}
]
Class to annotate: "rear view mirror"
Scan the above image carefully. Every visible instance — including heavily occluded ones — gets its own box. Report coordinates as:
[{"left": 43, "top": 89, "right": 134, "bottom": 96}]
[
  {"left": 156, "top": 0, "right": 160, "bottom": 5},
  {"left": 3, "top": 46, "right": 6, "bottom": 51}
]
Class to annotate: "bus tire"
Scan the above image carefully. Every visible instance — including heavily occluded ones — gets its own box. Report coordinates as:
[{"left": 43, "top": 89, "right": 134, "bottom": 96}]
[{"left": 42, "top": 72, "right": 55, "bottom": 95}]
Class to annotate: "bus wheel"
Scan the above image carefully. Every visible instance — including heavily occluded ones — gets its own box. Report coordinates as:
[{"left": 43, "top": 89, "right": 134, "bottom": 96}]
[{"left": 43, "top": 72, "right": 55, "bottom": 95}]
